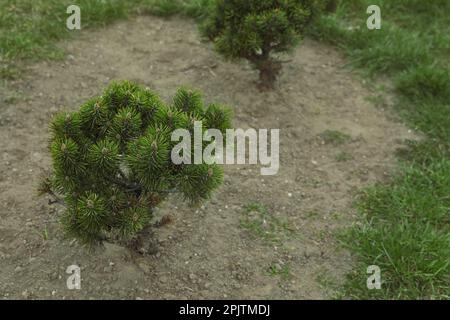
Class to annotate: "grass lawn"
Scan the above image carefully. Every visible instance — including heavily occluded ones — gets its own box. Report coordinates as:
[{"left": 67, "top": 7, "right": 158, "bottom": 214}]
[{"left": 309, "top": 0, "right": 450, "bottom": 299}]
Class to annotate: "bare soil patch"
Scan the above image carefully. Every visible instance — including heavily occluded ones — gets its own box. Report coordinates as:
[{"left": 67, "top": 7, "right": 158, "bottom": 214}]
[{"left": 0, "top": 16, "right": 415, "bottom": 299}]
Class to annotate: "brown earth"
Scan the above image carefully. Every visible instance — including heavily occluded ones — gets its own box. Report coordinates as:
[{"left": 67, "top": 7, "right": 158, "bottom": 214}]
[{"left": 0, "top": 15, "right": 415, "bottom": 299}]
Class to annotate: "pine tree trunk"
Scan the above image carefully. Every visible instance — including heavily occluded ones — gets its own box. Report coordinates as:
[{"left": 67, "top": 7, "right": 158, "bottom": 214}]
[{"left": 256, "top": 59, "right": 282, "bottom": 90}]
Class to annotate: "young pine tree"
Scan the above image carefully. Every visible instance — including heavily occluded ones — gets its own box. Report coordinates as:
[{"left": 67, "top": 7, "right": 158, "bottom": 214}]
[
  {"left": 39, "top": 81, "right": 232, "bottom": 246},
  {"left": 202, "top": 0, "right": 327, "bottom": 89},
  {"left": 325, "top": 0, "right": 339, "bottom": 13}
]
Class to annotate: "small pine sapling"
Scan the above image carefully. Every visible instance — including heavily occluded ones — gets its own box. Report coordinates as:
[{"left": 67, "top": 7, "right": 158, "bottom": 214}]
[
  {"left": 325, "top": 0, "right": 339, "bottom": 13},
  {"left": 39, "top": 81, "right": 232, "bottom": 247},
  {"left": 202, "top": 0, "right": 327, "bottom": 89}
]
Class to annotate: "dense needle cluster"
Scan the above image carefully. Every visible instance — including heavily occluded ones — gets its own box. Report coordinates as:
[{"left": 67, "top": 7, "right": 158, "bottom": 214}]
[{"left": 39, "top": 81, "right": 232, "bottom": 245}]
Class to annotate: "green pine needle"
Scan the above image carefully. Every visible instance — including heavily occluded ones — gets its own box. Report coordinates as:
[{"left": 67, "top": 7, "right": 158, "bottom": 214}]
[{"left": 42, "top": 80, "right": 232, "bottom": 246}]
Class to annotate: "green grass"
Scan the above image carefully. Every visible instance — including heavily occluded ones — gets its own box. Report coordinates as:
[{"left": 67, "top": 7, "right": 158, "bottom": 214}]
[
  {"left": 2, "top": 0, "right": 449, "bottom": 300},
  {"left": 35, "top": 226, "right": 49, "bottom": 241},
  {"left": 395, "top": 66, "right": 450, "bottom": 104},
  {"left": 266, "top": 263, "right": 290, "bottom": 281},
  {"left": 240, "top": 202, "right": 294, "bottom": 245},
  {"left": 138, "top": 0, "right": 213, "bottom": 18},
  {"left": 0, "top": 0, "right": 132, "bottom": 79},
  {"left": 309, "top": 0, "right": 450, "bottom": 299},
  {"left": 0, "top": 0, "right": 213, "bottom": 80},
  {"left": 2, "top": 88, "right": 29, "bottom": 104},
  {"left": 335, "top": 151, "right": 353, "bottom": 162}
]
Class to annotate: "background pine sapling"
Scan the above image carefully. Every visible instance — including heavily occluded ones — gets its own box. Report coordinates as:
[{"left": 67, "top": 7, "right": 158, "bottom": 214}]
[
  {"left": 39, "top": 81, "right": 232, "bottom": 247},
  {"left": 202, "top": 0, "right": 327, "bottom": 89}
]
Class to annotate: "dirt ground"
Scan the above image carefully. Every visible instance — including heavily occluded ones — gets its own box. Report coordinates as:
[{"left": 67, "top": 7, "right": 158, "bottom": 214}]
[{"left": 0, "top": 16, "right": 415, "bottom": 299}]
